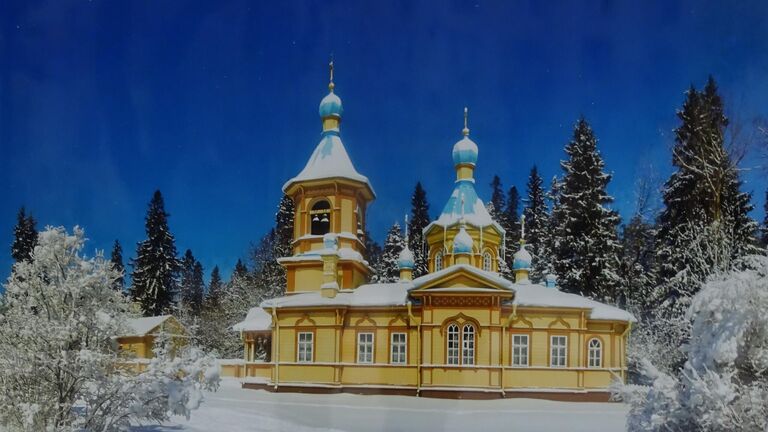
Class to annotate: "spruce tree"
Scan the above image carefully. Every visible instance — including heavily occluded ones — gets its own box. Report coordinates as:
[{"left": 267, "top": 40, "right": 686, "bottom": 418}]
[
  {"left": 408, "top": 182, "right": 431, "bottom": 278},
  {"left": 617, "top": 214, "right": 656, "bottom": 310},
  {"left": 523, "top": 166, "right": 551, "bottom": 282},
  {"left": 206, "top": 265, "right": 223, "bottom": 307},
  {"left": 130, "top": 190, "right": 180, "bottom": 316},
  {"left": 364, "top": 229, "right": 384, "bottom": 281},
  {"left": 504, "top": 185, "right": 521, "bottom": 255},
  {"left": 552, "top": 118, "right": 621, "bottom": 301},
  {"left": 489, "top": 175, "right": 507, "bottom": 221},
  {"left": 656, "top": 78, "right": 758, "bottom": 307},
  {"left": 179, "top": 249, "right": 205, "bottom": 316},
  {"left": 257, "top": 194, "right": 295, "bottom": 300},
  {"left": 380, "top": 222, "right": 404, "bottom": 283},
  {"left": 110, "top": 240, "right": 125, "bottom": 292},
  {"left": 11, "top": 207, "right": 37, "bottom": 263},
  {"left": 762, "top": 189, "right": 768, "bottom": 248},
  {"left": 233, "top": 259, "right": 248, "bottom": 279}
]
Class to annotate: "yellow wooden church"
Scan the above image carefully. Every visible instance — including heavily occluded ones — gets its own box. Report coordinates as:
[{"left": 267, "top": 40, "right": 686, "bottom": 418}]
[{"left": 234, "top": 65, "right": 635, "bottom": 400}]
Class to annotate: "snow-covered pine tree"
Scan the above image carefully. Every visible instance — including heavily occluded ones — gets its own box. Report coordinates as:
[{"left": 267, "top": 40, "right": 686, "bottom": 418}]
[
  {"left": 489, "top": 175, "right": 507, "bottom": 224},
  {"left": 762, "top": 188, "right": 768, "bottom": 248},
  {"left": 214, "top": 259, "right": 260, "bottom": 357},
  {"left": 258, "top": 194, "right": 295, "bottom": 300},
  {"left": 233, "top": 258, "right": 248, "bottom": 279},
  {"left": 179, "top": 249, "right": 205, "bottom": 318},
  {"left": 617, "top": 214, "right": 656, "bottom": 310},
  {"left": 11, "top": 206, "right": 37, "bottom": 263},
  {"left": 504, "top": 185, "right": 522, "bottom": 265},
  {"left": 523, "top": 166, "right": 551, "bottom": 282},
  {"left": 408, "top": 182, "right": 431, "bottom": 278},
  {"left": 198, "top": 265, "right": 228, "bottom": 356},
  {"left": 552, "top": 118, "right": 621, "bottom": 301},
  {"left": 110, "top": 240, "right": 125, "bottom": 292},
  {"left": 0, "top": 227, "right": 218, "bottom": 431},
  {"left": 206, "top": 265, "right": 223, "bottom": 306},
  {"left": 655, "top": 78, "right": 758, "bottom": 315},
  {"left": 380, "top": 222, "right": 404, "bottom": 283},
  {"left": 364, "top": 229, "right": 384, "bottom": 281},
  {"left": 130, "top": 190, "right": 180, "bottom": 317}
]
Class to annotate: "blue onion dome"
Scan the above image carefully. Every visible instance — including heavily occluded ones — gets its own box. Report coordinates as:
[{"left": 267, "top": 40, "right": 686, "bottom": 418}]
[
  {"left": 319, "top": 91, "right": 343, "bottom": 119},
  {"left": 453, "top": 225, "right": 474, "bottom": 255},
  {"left": 452, "top": 107, "right": 478, "bottom": 166},
  {"left": 452, "top": 136, "right": 478, "bottom": 166},
  {"left": 513, "top": 244, "right": 532, "bottom": 270},
  {"left": 397, "top": 246, "right": 415, "bottom": 270}
]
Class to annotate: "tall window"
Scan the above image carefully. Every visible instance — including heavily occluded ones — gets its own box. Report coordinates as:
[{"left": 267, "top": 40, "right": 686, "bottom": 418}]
[
  {"left": 357, "top": 332, "right": 374, "bottom": 364},
  {"left": 588, "top": 338, "right": 602, "bottom": 368},
  {"left": 462, "top": 324, "right": 475, "bottom": 365},
  {"left": 512, "top": 334, "right": 529, "bottom": 367},
  {"left": 482, "top": 251, "right": 493, "bottom": 271},
  {"left": 446, "top": 324, "right": 460, "bottom": 365},
  {"left": 390, "top": 332, "right": 407, "bottom": 364},
  {"left": 297, "top": 332, "right": 313, "bottom": 363},
  {"left": 435, "top": 251, "right": 443, "bottom": 271},
  {"left": 310, "top": 200, "right": 331, "bottom": 235},
  {"left": 550, "top": 335, "right": 567, "bottom": 368}
]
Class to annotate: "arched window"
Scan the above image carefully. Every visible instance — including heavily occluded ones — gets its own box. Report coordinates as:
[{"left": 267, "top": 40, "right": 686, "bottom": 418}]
[
  {"left": 446, "top": 324, "right": 460, "bottom": 365},
  {"left": 310, "top": 200, "right": 331, "bottom": 235},
  {"left": 482, "top": 251, "right": 493, "bottom": 271},
  {"left": 462, "top": 324, "right": 475, "bottom": 365},
  {"left": 435, "top": 251, "right": 443, "bottom": 271},
  {"left": 588, "top": 338, "right": 602, "bottom": 368}
]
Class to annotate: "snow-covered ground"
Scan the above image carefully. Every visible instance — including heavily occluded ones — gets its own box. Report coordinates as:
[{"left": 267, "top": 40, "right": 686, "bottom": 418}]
[{"left": 132, "top": 379, "right": 629, "bottom": 432}]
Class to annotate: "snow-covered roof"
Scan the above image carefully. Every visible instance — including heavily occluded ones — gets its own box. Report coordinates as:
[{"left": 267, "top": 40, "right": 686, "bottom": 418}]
[
  {"left": 278, "top": 246, "right": 370, "bottom": 269},
  {"left": 123, "top": 315, "right": 176, "bottom": 337},
  {"left": 282, "top": 133, "right": 374, "bottom": 196},
  {"left": 232, "top": 307, "right": 273, "bottom": 332},
  {"left": 425, "top": 180, "right": 502, "bottom": 234},
  {"left": 261, "top": 282, "right": 413, "bottom": 309},
  {"left": 512, "top": 284, "right": 636, "bottom": 322}
]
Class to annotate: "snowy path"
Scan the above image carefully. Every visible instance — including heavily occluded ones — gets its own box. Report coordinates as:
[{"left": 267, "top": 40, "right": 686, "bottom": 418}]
[{"left": 132, "top": 379, "right": 628, "bottom": 432}]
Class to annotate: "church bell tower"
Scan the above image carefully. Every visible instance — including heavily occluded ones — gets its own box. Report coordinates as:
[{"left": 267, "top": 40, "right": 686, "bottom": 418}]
[{"left": 280, "top": 62, "right": 375, "bottom": 294}]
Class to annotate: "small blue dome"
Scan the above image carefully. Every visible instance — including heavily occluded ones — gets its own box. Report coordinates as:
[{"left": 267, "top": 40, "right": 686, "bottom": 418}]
[
  {"left": 452, "top": 136, "right": 478, "bottom": 166},
  {"left": 319, "top": 92, "right": 343, "bottom": 118},
  {"left": 512, "top": 245, "right": 532, "bottom": 270},
  {"left": 397, "top": 247, "right": 414, "bottom": 270},
  {"left": 453, "top": 226, "right": 474, "bottom": 254}
]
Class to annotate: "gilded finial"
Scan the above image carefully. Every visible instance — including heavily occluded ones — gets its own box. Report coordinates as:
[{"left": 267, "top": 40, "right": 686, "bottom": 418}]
[
  {"left": 328, "top": 57, "right": 335, "bottom": 92},
  {"left": 462, "top": 107, "right": 469, "bottom": 136}
]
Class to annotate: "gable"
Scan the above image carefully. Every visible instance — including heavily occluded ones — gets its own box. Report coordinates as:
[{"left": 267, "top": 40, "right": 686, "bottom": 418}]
[{"left": 410, "top": 264, "right": 514, "bottom": 293}]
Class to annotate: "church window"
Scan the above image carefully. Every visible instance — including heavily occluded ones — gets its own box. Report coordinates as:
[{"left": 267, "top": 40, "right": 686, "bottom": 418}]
[
  {"left": 390, "top": 332, "right": 407, "bottom": 364},
  {"left": 588, "top": 338, "right": 602, "bottom": 368},
  {"left": 482, "top": 251, "right": 493, "bottom": 271},
  {"left": 550, "top": 335, "right": 567, "bottom": 368},
  {"left": 462, "top": 324, "right": 475, "bottom": 365},
  {"left": 310, "top": 200, "right": 332, "bottom": 235},
  {"left": 357, "top": 332, "right": 374, "bottom": 364},
  {"left": 297, "top": 332, "right": 313, "bottom": 363},
  {"left": 446, "top": 324, "right": 460, "bottom": 365},
  {"left": 435, "top": 251, "right": 443, "bottom": 271},
  {"left": 512, "top": 334, "right": 529, "bottom": 367}
]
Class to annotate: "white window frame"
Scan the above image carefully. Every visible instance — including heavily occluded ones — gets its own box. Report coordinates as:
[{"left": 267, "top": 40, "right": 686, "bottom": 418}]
[
  {"left": 297, "top": 332, "right": 313, "bottom": 363},
  {"left": 435, "top": 251, "right": 443, "bottom": 271},
  {"left": 390, "top": 332, "right": 407, "bottom": 364},
  {"left": 550, "top": 335, "right": 567, "bottom": 368},
  {"left": 512, "top": 334, "right": 529, "bottom": 367},
  {"left": 588, "top": 338, "right": 602, "bottom": 368},
  {"left": 446, "top": 324, "right": 460, "bottom": 365},
  {"left": 357, "top": 332, "right": 374, "bottom": 364},
  {"left": 462, "top": 324, "right": 475, "bottom": 365},
  {"left": 482, "top": 251, "right": 493, "bottom": 271}
]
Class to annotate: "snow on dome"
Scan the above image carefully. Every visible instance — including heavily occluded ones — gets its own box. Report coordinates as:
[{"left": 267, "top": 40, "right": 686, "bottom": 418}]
[
  {"left": 282, "top": 133, "right": 374, "bottom": 194},
  {"left": 427, "top": 181, "right": 502, "bottom": 233},
  {"left": 398, "top": 246, "right": 415, "bottom": 269},
  {"left": 513, "top": 244, "right": 532, "bottom": 270},
  {"left": 318, "top": 91, "right": 343, "bottom": 118},
  {"left": 452, "top": 136, "right": 479, "bottom": 166},
  {"left": 453, "top": 225, "right": 474, "bottom": 254}
]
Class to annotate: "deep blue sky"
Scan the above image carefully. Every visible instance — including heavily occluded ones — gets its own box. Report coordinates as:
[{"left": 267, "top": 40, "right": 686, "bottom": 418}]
[{"left": 2, "top": 1, "right": 767, "bottom": 282}]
